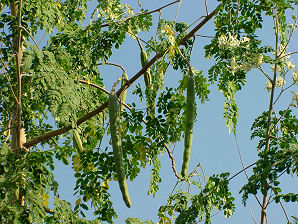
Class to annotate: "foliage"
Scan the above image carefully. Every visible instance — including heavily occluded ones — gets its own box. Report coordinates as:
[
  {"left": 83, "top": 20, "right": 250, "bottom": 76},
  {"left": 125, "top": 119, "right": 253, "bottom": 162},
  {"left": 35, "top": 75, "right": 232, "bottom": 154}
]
[{"left": 0, "top": 0, "right": 297, "bottom": 223}]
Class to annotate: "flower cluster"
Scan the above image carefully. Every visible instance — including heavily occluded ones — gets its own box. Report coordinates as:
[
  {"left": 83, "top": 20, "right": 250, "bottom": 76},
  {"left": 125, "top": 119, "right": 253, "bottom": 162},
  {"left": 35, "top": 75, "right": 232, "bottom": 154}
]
[
  {"left": 287, "top": 61, "right": 295, "bottom": 70},
  {"left": 265, "top": 77, "right": 286, "bottom": 92},
  {"left": 218, "top": 33, "right": 249, "bottom": 49},
  {"left": 228, "top": 53, "right": 263, "bottom": 74},
  {"left": 276, "top": 76, "right": 286, "bottom": 87}
]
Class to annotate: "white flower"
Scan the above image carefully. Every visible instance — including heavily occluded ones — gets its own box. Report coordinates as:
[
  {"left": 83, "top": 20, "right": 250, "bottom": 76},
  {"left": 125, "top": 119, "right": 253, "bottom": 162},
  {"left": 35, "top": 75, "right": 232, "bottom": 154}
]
[
  {"left": 228, "top": 57, "right": 239, "bottom": 74},
  {"left": 290, "top": 91, "right": 298, "bottom": 105},
  {"left": 265, "top": 81, "right": 272, "bottom": 92},
  {"left": 287, "top": 61, "right": 295, "bottom": 70},
  {"left": 271, "top": 64, "right": 282, "bottom": 72},
  {"left": 161, "top": 24, "right": 174, "bottom": 35},
  {"left": 239, "top": 63, "right": 252, "bottom": 72},
  {"left": 228, "top": 33, "right": 240, "bottom": 47},
  {"left": 240, "top": 36, "right": 250, "bottom": 43},
  {"left": 218, "top": 34, "right": 228, "bottom": 48},
  {"left": 292, "top": 70, "right": 298, "bottom": 84},
  {"left": 251, "top": 54, "right": 263, "bottom": 67},
  {"left": 276, "top": 76, "right": 286, "bottom": 87}
]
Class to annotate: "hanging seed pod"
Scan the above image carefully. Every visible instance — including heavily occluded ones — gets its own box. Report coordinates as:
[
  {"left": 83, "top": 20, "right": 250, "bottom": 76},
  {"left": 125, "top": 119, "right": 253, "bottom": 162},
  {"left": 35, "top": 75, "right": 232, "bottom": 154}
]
[
  {"left": 73, "top": 129, "right": 84, "bottom": 153},
  {"left": 140, "top": 49, "right": 155, "bottom": 116},
  {"left": 181, "top": 75, "right": 195, "bottom": 177},
  {"left": 109, "top": 90, "right": 132, "bottom": 208},
  {"left": 119, "top": 72, "right": 128, "bottom": 113}
]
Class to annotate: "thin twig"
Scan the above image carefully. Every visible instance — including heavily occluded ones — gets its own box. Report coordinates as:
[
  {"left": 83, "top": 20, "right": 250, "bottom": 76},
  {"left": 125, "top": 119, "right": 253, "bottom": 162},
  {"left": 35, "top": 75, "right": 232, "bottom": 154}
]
[
  {"left": 204, "top": 0, "right": 209, "bottom": 15},
  {"left": 228, "top": 162, "right": 256, "bottom": 181},
  {"left": 79, "top": 80, "right": 109, "bottom": 94},
  {"left": 176, "top": 44, "right": 193, "bottom": 76},
  {"left": 38, "top": 31, "right": 47, "bottom": 46},
  {"left": 234, "top": 136, "right": 262, "bottom": 207},
  {"left": 280, "top": 201, "right": 290, "bottom": 223},
  {"left": 195, "top": 34, "right": 214, "bottom": 38},
  {"left": 174, "top": 0, "right": 182, "bottom": 22},
  {"left": 248, "top": 204, "right": 258, "bottom": 224},
  {"left": 20, "top": 26, "right": 41, "bottom": 50},
  {"left": 280, "top": 51, "right": 298, "bottom": 59},
  {"left": 164, "top": 144, "right": 180, "bottom": 179},
  {"left": 258, "top": 66, "right": 272, "bottom": 83},
  {"left": 97, "top": 62, "right": 127, "bottom": 75},
  {"left": 133, "top": 33, "right": 157, "bottom": 52},
  {"left": 273, "top": 83, "right": 294, "bottom": 106}
]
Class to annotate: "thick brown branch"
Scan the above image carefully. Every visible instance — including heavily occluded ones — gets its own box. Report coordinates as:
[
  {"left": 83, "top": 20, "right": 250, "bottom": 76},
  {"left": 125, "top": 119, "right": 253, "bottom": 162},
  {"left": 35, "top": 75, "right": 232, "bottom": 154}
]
[{"left": 24, "top": 6, "right": 219, "bottom": 149}]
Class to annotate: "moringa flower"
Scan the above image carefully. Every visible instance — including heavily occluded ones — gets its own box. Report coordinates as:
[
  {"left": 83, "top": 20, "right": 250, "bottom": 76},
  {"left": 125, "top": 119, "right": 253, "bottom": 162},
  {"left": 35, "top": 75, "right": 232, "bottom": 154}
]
[
  {"left": 228, "top": 33, "right": 240, "bottom": 47},
  {"left": 218, "top": 34, "right": 228, "bottom": 48},
  {"left": 292, "top": 70, "right": 298, "bottom": 84},
  {"left": 276, "top": 76, "right": 286, "bottom": 87},
  {"left": 240, "top": 36, "right": 250, "bottom": 43},
  {"left": 287, "top": 61, "right": 295, "bottom": 70},
  {"left": 265, "top": 81, "right": 272, "bottom": 92}
]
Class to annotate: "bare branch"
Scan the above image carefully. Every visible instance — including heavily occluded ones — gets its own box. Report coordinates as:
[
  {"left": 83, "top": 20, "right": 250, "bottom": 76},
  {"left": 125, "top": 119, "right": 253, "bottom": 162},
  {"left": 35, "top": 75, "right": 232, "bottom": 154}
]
[
  {"left": 204, "top": 0, "right": 209, "bottom": 15},
  {"left": 280, "top": 202, "right": 290, "bottom": 223},
  {"left": 97, "top": 62, "right": 127, "bottom": 75},
  {"left": 228, "top": 162, "right": 256, "bottom": 181},
  {"left": 79, "top": 80, "right": 110, "bottom": 94},
  {"left": 174, "top": 0, "right": 182, "bottom": 21},
  {"left": 234, "top": 136, "right": 262, "bottom": 207},
  {"left": 258, "top": 66, "right": 272, "bottom": 83},
  {"left": 195, "top": 34, "right": 214, "bottom": 38}
]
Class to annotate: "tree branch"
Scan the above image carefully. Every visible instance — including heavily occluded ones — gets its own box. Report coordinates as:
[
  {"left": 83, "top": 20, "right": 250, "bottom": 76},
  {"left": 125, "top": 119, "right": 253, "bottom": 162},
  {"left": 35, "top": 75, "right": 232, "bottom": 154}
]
[{"left": 23, "top": 6, "right": 219, "bottom": 149}]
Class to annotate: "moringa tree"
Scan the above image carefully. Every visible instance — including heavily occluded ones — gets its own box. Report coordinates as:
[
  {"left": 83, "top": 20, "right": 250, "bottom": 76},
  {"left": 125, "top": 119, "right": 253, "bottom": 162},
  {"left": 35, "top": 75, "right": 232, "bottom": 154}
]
[{"left": 0, "top": 0, "right": 297, "bottom": 223}]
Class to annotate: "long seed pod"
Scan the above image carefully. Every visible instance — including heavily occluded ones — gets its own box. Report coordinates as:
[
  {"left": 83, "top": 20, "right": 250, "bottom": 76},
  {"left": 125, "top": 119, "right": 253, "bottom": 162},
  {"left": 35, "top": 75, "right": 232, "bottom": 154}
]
[
  {"left": 109, "top": 90, "right": 132, "bottom": 208},
  {"left": 181, "top": 75, "right": 195, "bottom": 177},
  {"left": 140, "top": 49, "right": 152, "bottom": 89},
  {"left": 119, "top": 72, "right": 128, "bottom": 113},
  {"left": 140, "top": 49, "right": 155, "bottom": 115},
  {"left": 73, "top": 129, "right": 84, "bottom": 153},
  {"left": 109, "top": 73, "right": 128, "bottom": 145}
]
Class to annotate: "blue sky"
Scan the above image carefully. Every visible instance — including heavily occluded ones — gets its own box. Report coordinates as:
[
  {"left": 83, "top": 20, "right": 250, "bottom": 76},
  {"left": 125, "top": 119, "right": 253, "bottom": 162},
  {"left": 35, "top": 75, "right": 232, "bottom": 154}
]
[{"left": 52, "top": 1, "right": 298, "bottom": 223}]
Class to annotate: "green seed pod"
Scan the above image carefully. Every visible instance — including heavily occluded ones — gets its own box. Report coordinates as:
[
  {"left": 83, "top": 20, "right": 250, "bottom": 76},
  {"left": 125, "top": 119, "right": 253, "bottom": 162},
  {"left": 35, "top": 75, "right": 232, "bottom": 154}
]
[
  {"left": 140, "top": 49, "right": 152, "bottom": 89},
  {"left": 181, "top": 75, "right": 195, "bottom": 177},
  {"left": 140, "top": 49, "right": 155, "bottom": 116},
  {"left": 13, "top": 188, "right": 19, "bottom": 201},
  {"left": 119, "top": 72, "right": 128, "bottom": 113},
  {"left": 141, "top": 49, "right": 152, "bottom": 90},
  {"left": 73, "top": 129, "right": 84, "bottom": 153},
  {"left": 109, "top": 90, "right": 132, "bottom": 208}
]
